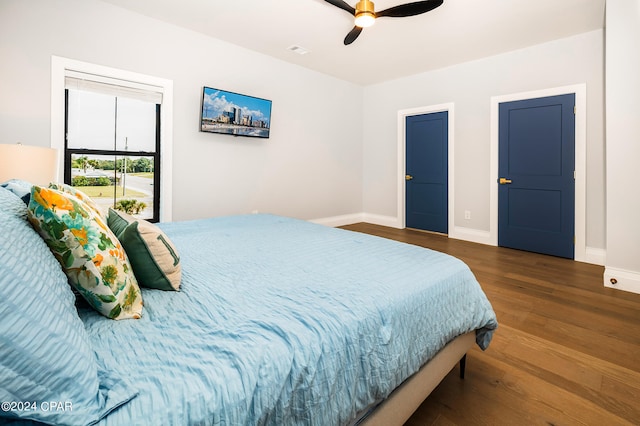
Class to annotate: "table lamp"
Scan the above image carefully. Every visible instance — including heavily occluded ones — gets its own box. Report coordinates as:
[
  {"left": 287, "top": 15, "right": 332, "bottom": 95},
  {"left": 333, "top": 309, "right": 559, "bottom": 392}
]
[{"left": 0, "top": 143, "right": 59, "bottom": 186}]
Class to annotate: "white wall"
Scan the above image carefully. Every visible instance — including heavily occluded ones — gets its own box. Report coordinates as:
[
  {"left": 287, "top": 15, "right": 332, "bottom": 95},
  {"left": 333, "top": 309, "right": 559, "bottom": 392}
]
[
  {"left": 362, "top": 29, "right": 605, "bottom": 252},
  {"left": 0, "top": 0, "right": 363, "bottom": 222},
  {"left": 604, "top": 0, "right": 640, "bottom": 294}
]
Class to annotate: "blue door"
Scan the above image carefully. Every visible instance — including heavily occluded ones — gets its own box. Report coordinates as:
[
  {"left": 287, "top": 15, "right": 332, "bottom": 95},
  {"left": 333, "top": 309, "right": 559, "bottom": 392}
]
[
  {"left": 406, "top": 112, "right": 448, "bottom": 233},
  {"left": 498, "top": 94, "right": 575, "bottom": 258}
]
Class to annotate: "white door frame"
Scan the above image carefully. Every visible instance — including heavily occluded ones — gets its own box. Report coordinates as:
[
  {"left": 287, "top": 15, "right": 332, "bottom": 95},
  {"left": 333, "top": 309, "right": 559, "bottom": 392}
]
[
  {"left": 489, "top": 84, "right": 587, "bottom": 262},
  {"left": 397, "top": 103, "right": 455, "bottom": 232}
]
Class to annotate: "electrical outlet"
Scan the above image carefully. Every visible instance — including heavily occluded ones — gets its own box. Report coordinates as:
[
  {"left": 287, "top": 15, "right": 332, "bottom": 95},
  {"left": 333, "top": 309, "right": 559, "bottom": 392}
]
[{"left": 464, "top": 210, "right": 471, "bottom": 220}]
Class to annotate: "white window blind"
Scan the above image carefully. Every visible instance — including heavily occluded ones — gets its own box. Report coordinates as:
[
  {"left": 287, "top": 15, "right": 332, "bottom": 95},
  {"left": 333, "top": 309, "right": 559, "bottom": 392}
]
[{"left": 65, "top": 71, "right": 163, "bottom": 104}]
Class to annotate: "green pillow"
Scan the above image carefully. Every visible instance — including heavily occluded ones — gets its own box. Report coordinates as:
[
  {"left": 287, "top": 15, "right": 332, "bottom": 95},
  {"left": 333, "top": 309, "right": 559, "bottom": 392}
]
[
  {"left": 108, "top": 208, "right": 181, "bottom": 291},
  {"left": 107, "top": 206, "right": 130, "bottom": 236}
]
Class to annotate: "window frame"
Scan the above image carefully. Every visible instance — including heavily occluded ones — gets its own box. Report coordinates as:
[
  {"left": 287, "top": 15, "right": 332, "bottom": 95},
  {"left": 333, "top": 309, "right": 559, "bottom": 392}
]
[{"left": 51, "top": 56, "right": 173, "bottom": 222}]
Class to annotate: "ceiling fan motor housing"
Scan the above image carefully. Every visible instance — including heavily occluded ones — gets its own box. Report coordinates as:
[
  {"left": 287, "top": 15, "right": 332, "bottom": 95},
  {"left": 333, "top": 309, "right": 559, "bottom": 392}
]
[{"left": 355, "top": 0, "right": 376, "bottom": 27}]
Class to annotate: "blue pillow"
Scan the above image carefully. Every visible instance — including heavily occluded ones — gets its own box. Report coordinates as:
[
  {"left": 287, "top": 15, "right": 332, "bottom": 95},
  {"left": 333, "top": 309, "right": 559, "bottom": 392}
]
[
  {"left": 0, "top": 187, "right": 137, "bottom": 425},
  {"left": 0, "top": 178, "right": 33, "bottom": 205}
]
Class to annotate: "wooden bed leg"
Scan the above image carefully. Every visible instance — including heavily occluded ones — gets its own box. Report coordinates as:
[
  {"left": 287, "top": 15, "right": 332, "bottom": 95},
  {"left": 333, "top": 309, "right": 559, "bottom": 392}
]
[{"left": 459, "top": 354, "right": 466, "bottom": 379}]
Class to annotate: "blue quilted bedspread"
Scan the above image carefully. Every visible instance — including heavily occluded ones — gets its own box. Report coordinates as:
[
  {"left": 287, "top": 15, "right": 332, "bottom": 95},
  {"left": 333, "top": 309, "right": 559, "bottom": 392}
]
[{"left": 76, "top": 214, "right": 497, "bottom": 425}]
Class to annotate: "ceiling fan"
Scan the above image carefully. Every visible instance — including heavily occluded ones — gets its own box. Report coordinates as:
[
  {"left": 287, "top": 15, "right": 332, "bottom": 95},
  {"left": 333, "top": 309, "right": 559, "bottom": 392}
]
[{"left": 324, "top": 0, "right": 444, "bottom": 45}]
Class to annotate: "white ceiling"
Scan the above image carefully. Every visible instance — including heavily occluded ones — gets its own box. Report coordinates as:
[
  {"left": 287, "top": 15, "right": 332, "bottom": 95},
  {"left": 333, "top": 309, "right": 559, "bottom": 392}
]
[{"left": 99, "top": 0, "right": 606, "bottom": 86}]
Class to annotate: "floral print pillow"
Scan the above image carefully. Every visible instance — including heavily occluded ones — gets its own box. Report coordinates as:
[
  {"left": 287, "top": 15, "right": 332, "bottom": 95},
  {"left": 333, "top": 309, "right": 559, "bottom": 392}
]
[
  {"left": 27, "top": 185, "right": 143, "bottom": 320},
  {"left": 49, "top": 182, "right": 106, "bottom": 220}
]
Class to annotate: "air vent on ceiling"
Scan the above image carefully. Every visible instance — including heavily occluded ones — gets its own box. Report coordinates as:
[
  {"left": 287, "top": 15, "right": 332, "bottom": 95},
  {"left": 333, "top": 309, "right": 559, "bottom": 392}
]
[{"left": 287, "top": 45, "right": 310, "bottom": 55}]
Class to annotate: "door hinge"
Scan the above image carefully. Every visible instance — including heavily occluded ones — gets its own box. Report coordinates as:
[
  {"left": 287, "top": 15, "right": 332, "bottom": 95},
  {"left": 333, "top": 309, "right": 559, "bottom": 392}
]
[
  {"left": 574, "top": 170, "right": 576, "bottom": 180},
  {"left": 574, "top": 105, "right": 576, "bottom": 115}
]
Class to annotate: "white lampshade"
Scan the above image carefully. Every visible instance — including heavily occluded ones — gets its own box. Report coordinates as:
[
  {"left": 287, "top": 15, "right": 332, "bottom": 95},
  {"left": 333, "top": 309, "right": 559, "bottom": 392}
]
[{"left": 0, "top": 143, "right": 59, "bottom": 186}]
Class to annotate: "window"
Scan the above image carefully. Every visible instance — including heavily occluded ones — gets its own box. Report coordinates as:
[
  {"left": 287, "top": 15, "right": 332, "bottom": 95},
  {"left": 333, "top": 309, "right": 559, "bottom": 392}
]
[
  {"left": 65, "top": 77, "right": 161, "bottom": 221},
  {"left": 51, "top": 57, "right": 173, "bottom": 222}
]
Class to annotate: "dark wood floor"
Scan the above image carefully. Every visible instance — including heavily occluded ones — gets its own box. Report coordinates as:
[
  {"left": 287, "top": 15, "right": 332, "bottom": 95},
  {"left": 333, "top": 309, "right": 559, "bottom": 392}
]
[{"left": 340, "top": 223, "right": 640, "bottom": 426}]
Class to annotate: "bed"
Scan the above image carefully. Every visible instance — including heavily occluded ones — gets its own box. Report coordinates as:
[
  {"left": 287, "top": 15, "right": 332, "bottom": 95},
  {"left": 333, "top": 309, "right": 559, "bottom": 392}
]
[{"left": 0, "top": 182, "right": 497, "bottom": 426}]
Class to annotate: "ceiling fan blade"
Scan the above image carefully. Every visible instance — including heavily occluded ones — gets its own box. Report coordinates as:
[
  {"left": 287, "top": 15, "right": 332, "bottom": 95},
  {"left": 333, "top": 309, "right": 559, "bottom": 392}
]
[
  {"left": 344, "top": 26, "right": 363, "bottom": 45},
  {"left": 324, "top": 0, "right": 356, "bottom": 15},
  {"left": 377, "top": 0, "right": 443, "bottom": 18}
]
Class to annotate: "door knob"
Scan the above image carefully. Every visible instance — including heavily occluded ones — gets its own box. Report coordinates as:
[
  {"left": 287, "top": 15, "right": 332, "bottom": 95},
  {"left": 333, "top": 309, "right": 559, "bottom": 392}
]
[
  {"left": 405, "top": 174, "right": 413, "bottom": 181},
  {"left": 499, "top": 177, "right": 512, "bottom": 185}
]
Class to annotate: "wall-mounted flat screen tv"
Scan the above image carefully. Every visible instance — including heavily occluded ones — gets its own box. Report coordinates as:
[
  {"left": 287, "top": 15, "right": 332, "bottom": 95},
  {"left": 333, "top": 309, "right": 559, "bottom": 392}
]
[{"left": 200, "top": 86, "right": 272, "bottom": 139}]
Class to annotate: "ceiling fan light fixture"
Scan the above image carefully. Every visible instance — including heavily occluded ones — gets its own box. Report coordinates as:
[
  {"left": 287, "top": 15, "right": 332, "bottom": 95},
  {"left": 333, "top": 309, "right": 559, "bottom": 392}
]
[
  {"left": 354, "top": 0, "right": 376, "bottom": 27},
  {"left": 325, "top": 0, "right": 444, "bottom": 45},
  {"left": 354, "top": 12, "right": 376, "bottom": 27}
]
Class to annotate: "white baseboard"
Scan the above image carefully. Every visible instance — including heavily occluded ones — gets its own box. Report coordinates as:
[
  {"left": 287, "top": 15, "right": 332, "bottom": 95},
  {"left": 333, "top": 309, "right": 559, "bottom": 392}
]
[
  {"left": 309, "top": 213, "right": 400, "bottom": 229},
  {"left": 361, "top": 213, "right": 401, "bottom": 229},
  {"left": 309, "top": 213, "right": 364, "bottom": 227},
  {"left": 449, "top": 226, "right": 494, "bottom": 246},
  {"left": 584, "top": 247, "right": 606, "bottom": 266},
  {"left": 604, "top": 267, "right": 640, "bottom": 295},
  {"left": 312, "top": 212, "right": 495, "bottom": 243}
]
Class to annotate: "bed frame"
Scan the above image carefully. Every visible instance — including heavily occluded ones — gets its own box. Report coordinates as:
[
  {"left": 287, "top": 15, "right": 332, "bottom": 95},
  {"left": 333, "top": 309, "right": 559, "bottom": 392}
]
[{"left": 359, "top": 332, "right": 475, "bottom": 425}]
